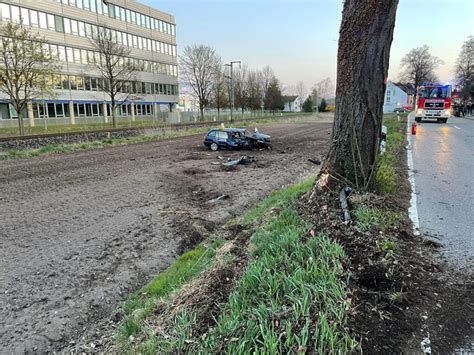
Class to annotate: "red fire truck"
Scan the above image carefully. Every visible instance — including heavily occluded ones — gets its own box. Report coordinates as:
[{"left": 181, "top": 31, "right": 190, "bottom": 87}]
[{"left": 415, "top": 84, "right": 453, "bottom": 123}]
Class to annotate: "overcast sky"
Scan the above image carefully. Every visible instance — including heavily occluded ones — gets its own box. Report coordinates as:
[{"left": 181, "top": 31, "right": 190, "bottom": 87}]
[{"left": 143, "top": 0, "right": 474, "bottom": 89}]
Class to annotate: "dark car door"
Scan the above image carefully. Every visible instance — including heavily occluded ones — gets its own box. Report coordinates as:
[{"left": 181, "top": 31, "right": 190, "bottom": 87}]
[
  {"left": 216, "top": 131, "right": 229, "bottom": 147},
  {"left": 205, "top": 130, "right": 217, "bottom": 146}
]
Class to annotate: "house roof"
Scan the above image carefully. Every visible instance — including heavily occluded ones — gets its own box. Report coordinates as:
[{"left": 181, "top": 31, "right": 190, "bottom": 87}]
[
  {"left": 392, "top": 82, "right": 415, "bottom": 95},
  {"left": 282, "top": 95, "right": 299, "bottom": 103}
]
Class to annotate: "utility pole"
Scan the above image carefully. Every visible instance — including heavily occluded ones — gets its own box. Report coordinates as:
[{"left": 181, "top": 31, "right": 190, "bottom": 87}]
[{"left": 225, "top": 61, "right": 241, "bottom": 124}]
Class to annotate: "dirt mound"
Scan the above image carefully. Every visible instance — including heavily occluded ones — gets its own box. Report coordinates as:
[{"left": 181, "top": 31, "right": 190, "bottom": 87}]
[{"left": 175, "top": 217, "right": 217, "bottom": 254}]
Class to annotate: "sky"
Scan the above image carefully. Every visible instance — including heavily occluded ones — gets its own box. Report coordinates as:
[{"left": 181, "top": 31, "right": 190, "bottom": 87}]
[{"left": 142, "top": 0, "right": 474, "bottom": 92}]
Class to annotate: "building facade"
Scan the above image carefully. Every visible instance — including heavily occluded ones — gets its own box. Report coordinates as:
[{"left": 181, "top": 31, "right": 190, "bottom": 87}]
[
  {"left": 383, "top": 81, "right": 414, "bottom": 113},
  {"left": 282, "top": 96, "right": 301, "bottom": 113},
  {"left": 0, "top": 0, "right": 178, "bottom": 125}
]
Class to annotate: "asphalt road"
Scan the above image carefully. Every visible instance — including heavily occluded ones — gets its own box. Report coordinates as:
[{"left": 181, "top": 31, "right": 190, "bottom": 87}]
[{"left": 409, "top": 113, "right": 474, "bottom": 270}]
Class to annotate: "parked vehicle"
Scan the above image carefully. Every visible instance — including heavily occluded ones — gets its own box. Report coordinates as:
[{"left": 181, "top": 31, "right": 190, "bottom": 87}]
[{"left": 204, "top": 128, "right": 271, "bottom": 151}]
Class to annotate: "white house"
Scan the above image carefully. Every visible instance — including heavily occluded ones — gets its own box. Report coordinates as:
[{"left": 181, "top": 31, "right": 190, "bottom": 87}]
[
  {"left": 282, "top": 96, "right": 302, "bottom": 113},
  {"left": 383, "top": 82, "right": 414, "bottom": 113}
]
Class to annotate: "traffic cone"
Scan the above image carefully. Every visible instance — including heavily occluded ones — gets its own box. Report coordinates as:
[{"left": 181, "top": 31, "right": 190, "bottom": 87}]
[{"left": 411, "top": 123, "right": 417, "bottom": 135}]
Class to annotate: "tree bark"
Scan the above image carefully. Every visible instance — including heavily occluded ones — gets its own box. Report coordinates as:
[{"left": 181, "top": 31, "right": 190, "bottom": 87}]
[
  {"left": 322, "top": 0, "right": 399, "bottom": 189},
  {"left": 17, "top": 113, "right": 24, "bottom": 136},
  {"left": 111, "top": 100, "right": 117, "bottom": 128},
  {"left": 200, "top": 106, "right": 204, "bottom": 121}
]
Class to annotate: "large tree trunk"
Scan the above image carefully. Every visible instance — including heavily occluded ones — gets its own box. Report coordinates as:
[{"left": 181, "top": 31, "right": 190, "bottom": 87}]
[{"left": 322, "top": 0, "right": 399, "bottom": 189}]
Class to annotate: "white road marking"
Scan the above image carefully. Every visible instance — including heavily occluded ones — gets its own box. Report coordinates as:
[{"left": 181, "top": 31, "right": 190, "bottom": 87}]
[
  {"left": 454, "top": 125, "right": 461, "bottom": 130},
  {"left": 407, "top": 112, "right": 420, "bottom": 236}
]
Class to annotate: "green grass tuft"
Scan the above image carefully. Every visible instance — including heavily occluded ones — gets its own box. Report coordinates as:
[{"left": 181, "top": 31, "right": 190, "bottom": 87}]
[
  {"left": 121, "top": 239, "right": 223, "bottom": 322},
  {"left": 240, "top": 176, "right": 315, "bottom": 224},
  {"left": 353, "top": 207, "right": 401, "bottom": 232},
  {"left": 118, "top": 319, "right": 142, "bottom": 340},
  {"left": 376, "top": 115, "right": 407, "bottom": 194},
  {"left": 199, "top": 208, "right": 355, "bottom": 354}
]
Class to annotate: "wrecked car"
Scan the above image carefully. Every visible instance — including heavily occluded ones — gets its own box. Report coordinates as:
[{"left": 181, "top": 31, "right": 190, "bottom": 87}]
[{"left": 203, "top": 128, "right": 271, "bottom": 151}]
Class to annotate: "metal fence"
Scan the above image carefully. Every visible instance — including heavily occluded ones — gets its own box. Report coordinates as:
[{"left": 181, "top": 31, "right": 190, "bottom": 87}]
[{"left": 0, "top": 109, "right": 299, "bottom": 134}]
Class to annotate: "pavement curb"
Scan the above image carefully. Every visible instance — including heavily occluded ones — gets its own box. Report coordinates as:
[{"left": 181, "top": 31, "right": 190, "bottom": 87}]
[{"left": 406, "top": 112, "right": 420, "bottom": 236}]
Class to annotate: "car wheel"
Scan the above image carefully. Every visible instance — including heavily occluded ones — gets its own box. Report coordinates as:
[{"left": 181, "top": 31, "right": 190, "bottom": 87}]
[
  {"left": 441, "top": 118, "right": 447, "bottom": 124},
  {"left": 210, "top": 143, "right": 218, "bottom": 151}
]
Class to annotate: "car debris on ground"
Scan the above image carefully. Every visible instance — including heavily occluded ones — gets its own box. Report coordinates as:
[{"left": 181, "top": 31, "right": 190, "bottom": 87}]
[
  {"left": 219, "top": 156, "right": 257, "bottom": 170},
  {"left": 207, "top": 194, "right": 230, "bottom": 204}
]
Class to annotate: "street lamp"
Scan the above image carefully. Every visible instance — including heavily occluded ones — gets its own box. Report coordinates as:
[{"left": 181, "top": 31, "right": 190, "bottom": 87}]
[{"left": 224, "top": 61, "right": 241, "bottom": 124}]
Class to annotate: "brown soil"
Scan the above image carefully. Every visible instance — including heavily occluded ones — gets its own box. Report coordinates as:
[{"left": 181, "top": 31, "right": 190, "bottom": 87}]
[
  {"left": 298, "top": 169, "right": 472, "bottom": 352},
  {"left": 0, "top": 121, "right": 331, "bottom": 353}
]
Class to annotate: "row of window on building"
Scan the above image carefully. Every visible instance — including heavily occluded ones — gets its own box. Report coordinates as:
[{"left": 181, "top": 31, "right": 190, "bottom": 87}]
[
  {"left": 42, "top": 43, "right": 178, "bottom": 77},
  {"left": 0, "top": 3, "right": 177, "bottom": 57},
  {"left": 30, "top": 101, "right": 155, "bottom": 119},
  {"left": 47, "top": 74, "right": 178, "bottom": 95},
  {"left": 53, "top": 0, "right": 176, "bottom": 36}
]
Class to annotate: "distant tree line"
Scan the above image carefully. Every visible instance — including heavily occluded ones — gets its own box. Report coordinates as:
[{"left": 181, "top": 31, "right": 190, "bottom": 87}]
[
  {"left": 455, "top": 36, "right": 474, "bottom": 103},
  {"left": 298, "top": 78, "right": 334, "bottom": 113},
  {"left": 396, "top": 37, "right": 473, "bottom": 104},
  {"left": 180, "top": 44, "right": 285, "bottom": 120}
]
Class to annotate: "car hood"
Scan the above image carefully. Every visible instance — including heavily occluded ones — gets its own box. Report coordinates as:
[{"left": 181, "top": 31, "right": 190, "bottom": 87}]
[{"left": 251, "top": 132, "right": 271, "bottom": 140}]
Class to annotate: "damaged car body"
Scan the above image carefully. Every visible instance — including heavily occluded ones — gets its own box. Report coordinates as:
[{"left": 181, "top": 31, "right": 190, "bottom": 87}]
[{"left": 204, "top": 128, "right": 271, "bottom": 151}]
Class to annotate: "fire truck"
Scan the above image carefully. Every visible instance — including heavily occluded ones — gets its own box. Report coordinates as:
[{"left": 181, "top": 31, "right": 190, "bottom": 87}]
[{"left": 415, "top": 84, "right": 453, "bottom": 123}]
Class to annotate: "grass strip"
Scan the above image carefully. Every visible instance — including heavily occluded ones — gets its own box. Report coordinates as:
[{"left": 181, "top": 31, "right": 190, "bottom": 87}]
[
  {"left": 0, "top": 126, "right": 210, "bottom": 161},
  {"left": 240, "top": 176, "right": 315, "bottom": 224},
  {"left": 199, "top": 209, "right": 355, "bottom": 354},
  {"left": 0, "top": 113, "right": 327, "bottom": 161},
  {"left": 0, "top": 112, "right": 315, "bottom": 138},
  {"left": 353, "top": 207, "right": 402, "bottom": 232},
  {"left": 117, "top": 177, "right": 355, "bottom": 354},
  {"left": 116, "top": 239, "right": 223, "bottom": 342},
  {"left": 375, "top": 114, "right": 408, "bottom": 194}
]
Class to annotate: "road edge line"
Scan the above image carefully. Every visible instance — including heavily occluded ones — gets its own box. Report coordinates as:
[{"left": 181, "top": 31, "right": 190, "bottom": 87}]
[{"left": 406, "top": 112, "right": 420, "bottom": 236}]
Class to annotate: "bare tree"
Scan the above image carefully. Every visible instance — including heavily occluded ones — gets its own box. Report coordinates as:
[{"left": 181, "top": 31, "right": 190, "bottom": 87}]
[
  {"left": 261, "top": 65, "right": 275, "bottom": 101},
  {"left": 310, "top": 87, "right": 319, "bottom": 111},
  {"left": 246, "top": 69, "right": 263, "bottom": 112},
  {"left": 455, "top": 36, "right": 474, "bottom": 103},
  {"left": 400, "top": 45, "right": 441, "bottom": 88},
  {"left": 313, "top": 78, "right": 334, "bottom": 100},
  {"left": 90, "top": 26, "right": 137, "bottom": 128},
  {"left": 0, "top": 23, "right": 59, "bottom": 135},
  {"left": 180, "top": 44, "right": 220, "bottom": 120},
  {"left": 210, "top": 65, "right": 229, "bottom": 120},
  {"left": 320, "top": 0, "right": 399, "bottom": 190},
  {"left": 295, "top": 81, "right": 307, "bottom": 101},
  {"left": 234, "top": 64, "right": 248, "bottom": 117}
]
